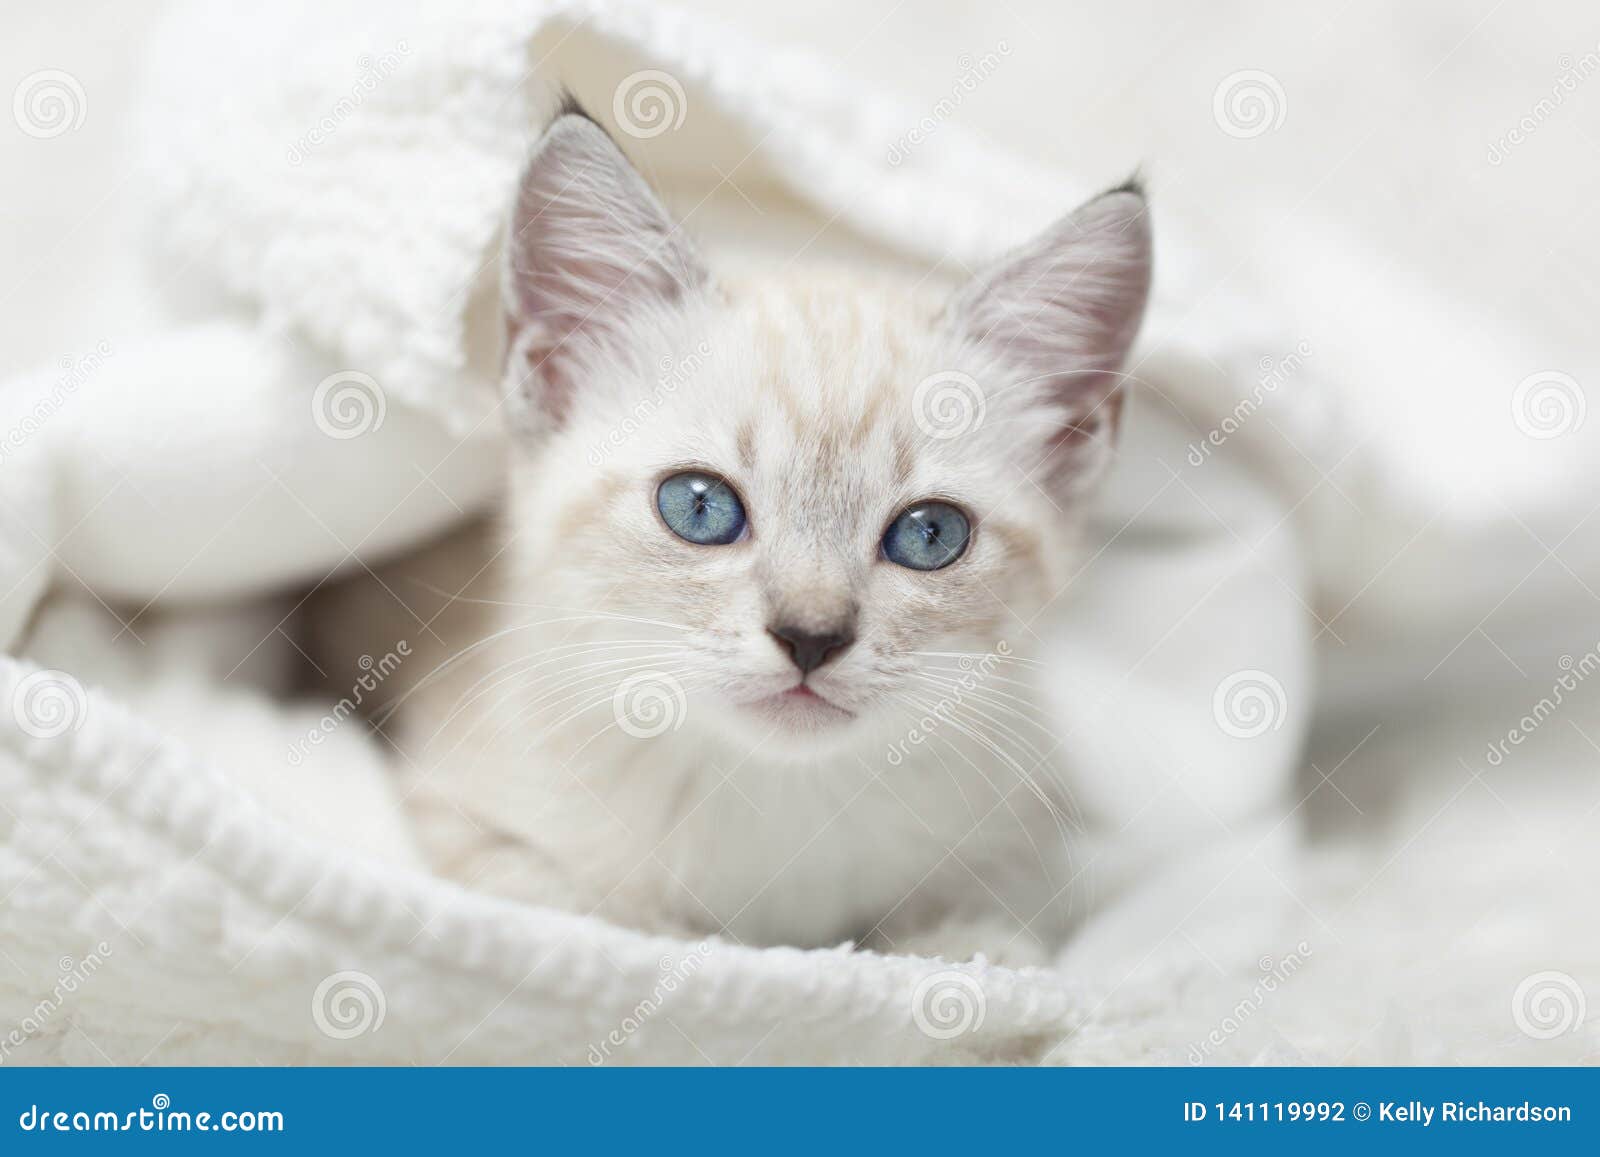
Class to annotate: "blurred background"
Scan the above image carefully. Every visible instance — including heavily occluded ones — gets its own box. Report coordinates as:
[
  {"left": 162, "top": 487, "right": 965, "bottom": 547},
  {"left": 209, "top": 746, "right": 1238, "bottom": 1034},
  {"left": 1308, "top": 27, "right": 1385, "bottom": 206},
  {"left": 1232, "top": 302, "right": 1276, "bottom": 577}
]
[{"left": 9, "top": 0, "right": 1593, "bottom": 381}]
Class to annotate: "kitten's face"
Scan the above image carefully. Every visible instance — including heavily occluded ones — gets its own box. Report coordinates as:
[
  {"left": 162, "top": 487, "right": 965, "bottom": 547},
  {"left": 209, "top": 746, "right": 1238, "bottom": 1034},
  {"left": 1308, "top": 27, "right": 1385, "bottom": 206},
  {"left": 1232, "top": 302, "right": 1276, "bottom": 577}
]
[{"left": 500, "top": 107, "right": 1150, "bottom": 757}]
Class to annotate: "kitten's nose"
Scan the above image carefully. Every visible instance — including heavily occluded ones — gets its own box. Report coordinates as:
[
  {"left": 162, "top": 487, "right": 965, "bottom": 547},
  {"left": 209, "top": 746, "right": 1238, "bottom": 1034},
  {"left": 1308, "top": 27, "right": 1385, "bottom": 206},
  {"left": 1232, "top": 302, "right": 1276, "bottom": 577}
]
[{"left": 767, "top": 624, "right": 855, "bottom": 676}]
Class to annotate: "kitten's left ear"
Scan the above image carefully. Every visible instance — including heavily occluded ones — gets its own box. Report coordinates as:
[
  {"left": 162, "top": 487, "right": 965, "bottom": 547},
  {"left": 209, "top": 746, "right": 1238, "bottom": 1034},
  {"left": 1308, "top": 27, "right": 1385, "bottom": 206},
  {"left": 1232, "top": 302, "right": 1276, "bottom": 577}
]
[
  {"left": 947, "top": 182, "right": 1152, "bottom": 484},
  {"left": 502, "top": 98, "right": 708, "bottom": 426}
]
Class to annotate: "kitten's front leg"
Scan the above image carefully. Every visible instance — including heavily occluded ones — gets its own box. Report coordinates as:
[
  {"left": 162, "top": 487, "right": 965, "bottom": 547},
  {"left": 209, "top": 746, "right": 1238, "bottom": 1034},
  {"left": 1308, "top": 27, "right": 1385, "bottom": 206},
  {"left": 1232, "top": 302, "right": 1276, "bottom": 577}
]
[
  {"left": 407, "top": 790, "right": 586, "bottom": 912},
  {"left": 449, "top": 835, "right": 585, "bottom": 911},
  {"left": 405, "top": 782, "right": 710, "bottom": 941}
]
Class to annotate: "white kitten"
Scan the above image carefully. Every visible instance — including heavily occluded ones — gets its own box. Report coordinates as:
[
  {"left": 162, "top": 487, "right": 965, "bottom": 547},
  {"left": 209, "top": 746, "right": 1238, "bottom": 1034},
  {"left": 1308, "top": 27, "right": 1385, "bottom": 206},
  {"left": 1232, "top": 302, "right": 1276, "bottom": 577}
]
[{"left": 390, "top": 100, "right": 1151, "bottom": 963}]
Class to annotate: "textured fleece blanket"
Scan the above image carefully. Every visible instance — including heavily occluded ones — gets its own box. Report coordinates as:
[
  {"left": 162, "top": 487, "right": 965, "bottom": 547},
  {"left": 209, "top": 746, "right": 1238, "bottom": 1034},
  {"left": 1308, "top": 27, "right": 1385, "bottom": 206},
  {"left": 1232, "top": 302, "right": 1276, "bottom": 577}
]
[{"left": 1, "top": 0, "right": 1597, "bottom": 1065}]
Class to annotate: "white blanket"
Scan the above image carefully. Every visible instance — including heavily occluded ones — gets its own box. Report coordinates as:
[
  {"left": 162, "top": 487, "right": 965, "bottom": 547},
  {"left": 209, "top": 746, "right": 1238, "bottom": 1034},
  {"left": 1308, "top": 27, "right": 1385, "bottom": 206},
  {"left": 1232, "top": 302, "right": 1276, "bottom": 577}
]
[{"left": 2, "top": 0, "right": 1598, "bottom": 1065}]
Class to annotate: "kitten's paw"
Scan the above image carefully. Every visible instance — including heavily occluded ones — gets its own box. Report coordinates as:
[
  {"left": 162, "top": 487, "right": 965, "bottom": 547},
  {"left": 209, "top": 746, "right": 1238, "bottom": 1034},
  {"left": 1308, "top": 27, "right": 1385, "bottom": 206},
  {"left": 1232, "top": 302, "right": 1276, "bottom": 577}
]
[{"left": 868, "top": 915, "right": 1057, "bottom": 969}]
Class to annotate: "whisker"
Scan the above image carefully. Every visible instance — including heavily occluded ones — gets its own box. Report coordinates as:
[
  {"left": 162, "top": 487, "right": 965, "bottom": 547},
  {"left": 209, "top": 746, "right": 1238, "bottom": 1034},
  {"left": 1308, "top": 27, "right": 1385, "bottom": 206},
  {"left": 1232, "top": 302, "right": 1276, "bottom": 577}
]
[
  {"left": 377, "top": 625, "right": 689, "bottom": 725},
  {"left": 562, "top": 670, "right": 715, "bottom": 762},
  {"left": 403, "top": 585, "right": 695, "bottom": 634},
  {"left": 985, "top": 366, "right": 1147, "bottom": 404},
  {"left": 898, "top": 690, "right": 1069, "bottom": 886},
  {"left": 461, "top": 658, "right": 703, "bottom": 775},
  {"left": 422, "top": 654, "right": 690, "bottom": 758},
  {"left": 905, "top": 691, "right": 1055, "bottom": 779},
  {"left": 906, "top": 649, "right": 1047, "bottom": 668},
  {"left": 881, "top": 695, "right": 981, "bottom": 824},
  {"left": 440, "top": 640, "right": 692, "bottom": 715},
  {"left": 906, "top": 671, "right": 1057, "bottom": 743},
  {"left": 912, "top": 665, "right": 1040, "bottom": 692},
  {"left": 902, "top": 690, "right": 1082, "bottom": 840},
  {"left": 441, "top": 652, "right": 691, "bottom": 742}
]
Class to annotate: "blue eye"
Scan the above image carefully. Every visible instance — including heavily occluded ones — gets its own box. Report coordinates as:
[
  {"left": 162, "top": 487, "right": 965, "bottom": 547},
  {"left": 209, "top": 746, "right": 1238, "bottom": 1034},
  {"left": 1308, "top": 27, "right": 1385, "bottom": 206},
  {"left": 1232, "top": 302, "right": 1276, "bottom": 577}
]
[
  {"left": 657, "top": 471, "right": 747, "bottom": 545},
  {"left": 882, "top": 501, "right": 971, "bottom": 571}
]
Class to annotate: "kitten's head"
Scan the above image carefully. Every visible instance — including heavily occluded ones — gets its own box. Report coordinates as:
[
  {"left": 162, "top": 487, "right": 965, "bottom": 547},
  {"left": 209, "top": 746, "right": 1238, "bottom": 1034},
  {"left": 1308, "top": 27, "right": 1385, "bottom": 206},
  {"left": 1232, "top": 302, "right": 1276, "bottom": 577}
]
[{"left": 498, "top": 104, "right": 1150, "bottom": 757}]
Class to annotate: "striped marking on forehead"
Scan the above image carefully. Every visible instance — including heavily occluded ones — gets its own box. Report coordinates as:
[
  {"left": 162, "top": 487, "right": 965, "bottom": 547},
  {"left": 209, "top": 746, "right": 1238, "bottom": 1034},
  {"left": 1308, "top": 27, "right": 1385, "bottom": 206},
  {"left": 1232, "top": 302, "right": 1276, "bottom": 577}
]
[{"left": 739, "top": 282, "right": 927, "bottom": 459}]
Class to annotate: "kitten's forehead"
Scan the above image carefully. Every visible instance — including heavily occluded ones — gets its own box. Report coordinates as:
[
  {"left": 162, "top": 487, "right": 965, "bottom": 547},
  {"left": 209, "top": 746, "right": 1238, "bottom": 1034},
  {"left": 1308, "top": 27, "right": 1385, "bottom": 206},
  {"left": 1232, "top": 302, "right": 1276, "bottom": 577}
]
[{"left": 678, "top": 277, "right": 950, "bottom": 493}]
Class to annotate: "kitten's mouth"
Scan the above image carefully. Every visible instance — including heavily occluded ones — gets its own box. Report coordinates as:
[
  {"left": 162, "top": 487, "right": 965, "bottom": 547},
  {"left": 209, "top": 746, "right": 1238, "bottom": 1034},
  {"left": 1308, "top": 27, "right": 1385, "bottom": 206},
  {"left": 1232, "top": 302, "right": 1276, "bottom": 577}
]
[{"left": 746, "top": 683, "right": 855, "bottom": 728}]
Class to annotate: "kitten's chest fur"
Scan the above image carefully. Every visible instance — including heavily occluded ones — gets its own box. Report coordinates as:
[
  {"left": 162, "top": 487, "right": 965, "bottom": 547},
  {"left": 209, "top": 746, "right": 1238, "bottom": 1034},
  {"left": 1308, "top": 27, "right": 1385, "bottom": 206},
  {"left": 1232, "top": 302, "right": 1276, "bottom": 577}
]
[{"left": 312, "top": 518, "right": 1075, "bottom": 952}]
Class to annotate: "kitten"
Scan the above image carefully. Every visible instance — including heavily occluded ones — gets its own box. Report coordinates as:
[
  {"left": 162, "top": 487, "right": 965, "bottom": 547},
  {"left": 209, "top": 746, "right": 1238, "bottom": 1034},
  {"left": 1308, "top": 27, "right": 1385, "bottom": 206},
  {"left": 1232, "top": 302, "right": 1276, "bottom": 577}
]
[{"left": 370, "top": 100, "right": 1151, "bottom": 963}]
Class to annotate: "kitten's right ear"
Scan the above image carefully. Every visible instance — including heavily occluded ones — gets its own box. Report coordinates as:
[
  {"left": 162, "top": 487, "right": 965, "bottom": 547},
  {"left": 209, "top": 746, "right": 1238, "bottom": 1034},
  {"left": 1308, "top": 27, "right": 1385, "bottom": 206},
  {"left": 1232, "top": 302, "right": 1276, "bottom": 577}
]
[{"left": 502, "top": 99, "right": 706, "bottom": 425}]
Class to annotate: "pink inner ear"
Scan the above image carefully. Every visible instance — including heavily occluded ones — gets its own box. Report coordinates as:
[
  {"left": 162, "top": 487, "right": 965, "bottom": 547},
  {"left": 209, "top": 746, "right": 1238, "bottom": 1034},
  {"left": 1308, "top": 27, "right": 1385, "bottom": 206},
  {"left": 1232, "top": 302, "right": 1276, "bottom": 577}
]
[
  {"left": 1032, "top": 386, "right": 1125, "bottom": 494},
  {"left": 944, "top": 187, "right": 1150, "bottom": 492},
  {"left": 953, "top": 188, "right": 1152, "bottom": 407},
  {"left": 1051, "top": 388, "right": 1126, "bottom": 446},
  {"left": 502, "top": 110, "right": 706, "bottom": 425},
  {"left": 946, "top": 188, "right": 1150, "bottom": 489}
]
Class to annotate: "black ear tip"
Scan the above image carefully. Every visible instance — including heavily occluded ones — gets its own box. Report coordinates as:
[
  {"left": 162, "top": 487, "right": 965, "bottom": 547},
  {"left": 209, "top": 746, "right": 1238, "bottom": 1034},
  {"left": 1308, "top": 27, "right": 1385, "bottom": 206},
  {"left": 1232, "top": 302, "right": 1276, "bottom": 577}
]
[
  {"left": 550, "top": 87, "right": 608, "bottom": 134},
  {"left": 1103, "top": 171, "right": 1147, "bottom": 200}
]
